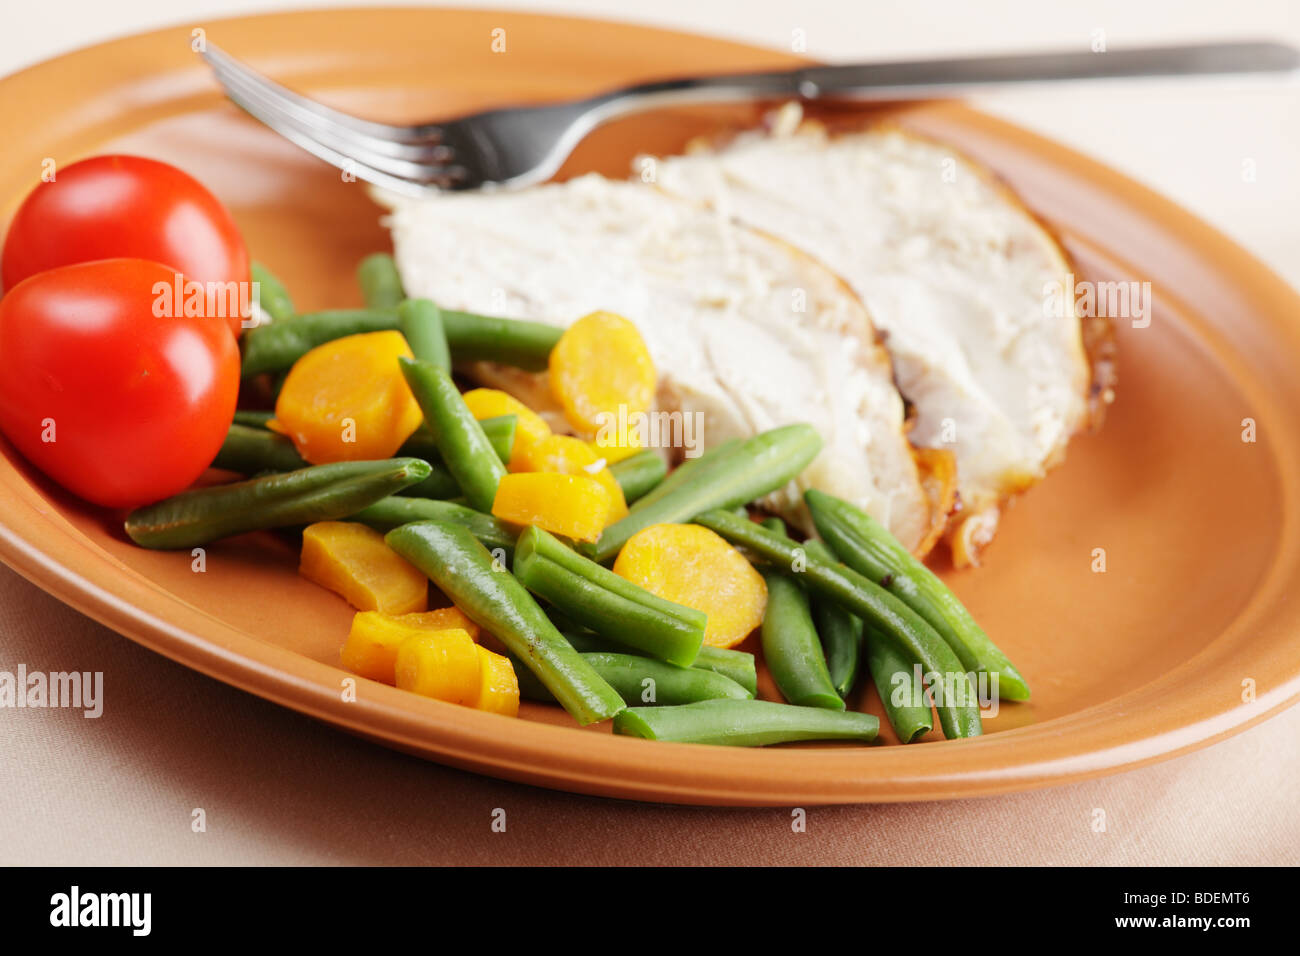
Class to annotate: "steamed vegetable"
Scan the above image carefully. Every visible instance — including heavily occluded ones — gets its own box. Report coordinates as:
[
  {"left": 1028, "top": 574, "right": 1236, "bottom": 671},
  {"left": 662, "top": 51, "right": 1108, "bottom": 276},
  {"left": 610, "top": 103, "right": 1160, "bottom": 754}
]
[
  {"left": 692, "top": 509, "right": 983, "bottom": 739},
  {"left": 613, "top": 699, "right": 879, "bottom": 747},
  {"left": 491, "top": 472, "right": 613, "bottom": 542},
  {"left": 299, "top": 521, "right": 428, "bottom": 614},
  {"left": 513, "top": 526, "right": 706, "bottom": 666},
  {"left": 807, "top": 488, "right": 1028, "bottom": 701},
  {"left": 515, "top": 652, "right": 750, "bottom": 707},
  {"left": 240, "top": 307, "right": 562, "bottom": 378},
  {"left": 341, "top": 607, "right": 480, "bottom": 683},
  {"left": 125, "top": 458, "right": 431, "bottom": 550},
  {"left": 587, "top": 425, "right": 821, "bottom": 562},
  {"left": 272, "top": 331, "right": 423, "bottom": 463},
  {"left": 385, "top": 521, "right": 624, "bottom": 725},
  {"left": 399, "top": 358, "right": 506, "bottom": 513},
  {"left": 606, "top": 449, "right": 667, "bottom": 504},
  {"left": 548, "top": 311, "right": 656, "bottom": 435},
  {"left": 613, "top": 523, "right": 767, "bottom": 649}
]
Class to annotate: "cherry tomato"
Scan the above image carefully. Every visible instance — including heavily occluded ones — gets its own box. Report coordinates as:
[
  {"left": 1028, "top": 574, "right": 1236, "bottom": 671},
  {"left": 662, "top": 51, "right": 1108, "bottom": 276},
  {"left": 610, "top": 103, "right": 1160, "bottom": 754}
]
[
  {"left": 1, "top": 155, "right": 250, "bottom": 338},
  {"left": 0, "top": 259, "right": 240, "bottom": 508}
]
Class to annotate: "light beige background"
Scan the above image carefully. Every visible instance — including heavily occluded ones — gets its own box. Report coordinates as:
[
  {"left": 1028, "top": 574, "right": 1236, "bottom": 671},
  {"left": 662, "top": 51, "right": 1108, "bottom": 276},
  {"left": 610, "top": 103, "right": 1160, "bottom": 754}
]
[{"left": 2, "top": 0, "right": 1298, "bottom": 865}]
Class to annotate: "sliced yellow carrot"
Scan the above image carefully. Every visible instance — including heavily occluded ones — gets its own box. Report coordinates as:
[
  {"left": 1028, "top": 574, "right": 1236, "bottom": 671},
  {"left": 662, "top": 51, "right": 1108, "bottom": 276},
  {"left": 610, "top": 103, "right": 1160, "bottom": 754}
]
[
  {"left": 472, "top": 646, "right": 520, "bottom": 717},
  {"left": 461, "top": 387, "right": 552, "bottom": 471},
  {"left": 300, "top": 521, "right": 428, "bottom": 614},
  {"left": 395, "top": 628, "right": 481, "bottom": 705},
  {"left": 588, "top": 428, "right": 643, "bottom": 464},
  {"left": 613, "top": 523, "right": 767, "bottom": 649},
  {"left": 549, "top": 311, "right": 656, "bottom": 435},
  {"left": 273, "top": 330, "right": 423, "bottom": 463},
  {"left": 490, "top": 472, "right": 612, "bottom": 542},
  {"left": 516, "top": 434, "right": 628, "bottom": 523},
  {"left": 341, "top": 608, "right": 481, "bottom": 684}
]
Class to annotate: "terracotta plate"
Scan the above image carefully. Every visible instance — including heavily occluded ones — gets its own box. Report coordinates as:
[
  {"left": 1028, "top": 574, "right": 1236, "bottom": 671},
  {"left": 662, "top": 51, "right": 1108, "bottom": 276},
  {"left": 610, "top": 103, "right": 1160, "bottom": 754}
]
[{"left": 2, "top": 8, "right": 1298, "bottom": 805}]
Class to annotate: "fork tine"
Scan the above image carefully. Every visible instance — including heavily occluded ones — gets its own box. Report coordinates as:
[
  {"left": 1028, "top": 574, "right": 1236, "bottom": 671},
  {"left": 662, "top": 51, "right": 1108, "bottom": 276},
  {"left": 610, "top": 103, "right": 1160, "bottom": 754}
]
[
  {"left": 207, "top": 56, "right": 457, "bottom": 170},
  {"left": 203, "top": 47, "right": 452, "bottom": 165},
  {"left": 201, "top": 44, "right": 444, "bottom": 146},
  {"left": 214, "top": 76, "right": 466, "bottom": 192}
]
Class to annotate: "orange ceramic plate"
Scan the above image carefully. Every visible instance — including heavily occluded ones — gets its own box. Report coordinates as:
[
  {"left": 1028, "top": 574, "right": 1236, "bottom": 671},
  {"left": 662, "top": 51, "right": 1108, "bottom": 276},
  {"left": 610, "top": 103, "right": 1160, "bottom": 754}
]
[{"left": 2, "top": 9, "right": 1298, "bottom": 805}]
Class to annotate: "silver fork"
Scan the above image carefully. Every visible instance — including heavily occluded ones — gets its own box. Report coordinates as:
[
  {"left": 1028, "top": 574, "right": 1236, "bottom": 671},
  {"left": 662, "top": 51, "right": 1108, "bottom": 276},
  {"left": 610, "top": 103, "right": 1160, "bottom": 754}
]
[{"left": 201, "top": 40, "right": 1298, "bottom": 194}]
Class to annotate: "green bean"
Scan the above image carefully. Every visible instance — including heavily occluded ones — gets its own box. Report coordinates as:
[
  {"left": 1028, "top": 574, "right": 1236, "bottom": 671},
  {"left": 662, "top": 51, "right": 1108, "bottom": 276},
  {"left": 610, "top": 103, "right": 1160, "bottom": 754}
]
[
  {"left": 400, "top": 415, "right": 515, "bottom": 469},
  {"left": 587, "top": 425, "right": 822, "bottom": 563},
  {"left": 385, "top": 521, "right": 624, "bottom": 725},
  {"left": 606, "top": 450, "right": 667, "bottom": 504},
  {"left": 250, "top": 261, "right": 295, "bottom": 323},
  {"left": 357, "top": 252, "right": 404, "bottom": 309},
  {"left": 805, "top": 489, "right": 1028, "bottom": 701},
  {"left": 693, "top": 509, "right": 983, "bottom": 739},
  {"left": 397, "top": 414, "right": 516, "bottom": 500},
  {"left": 232, "top": 410, "right": 276, "bottom": 429},
  {"left": 864, "top": 623, "right": 933, "bottom": 743},
  {"left": 516, "top": 652, "right": 750, "bottom": 707},
  {"left": 240, "top": 307, "right": 562, "bottom": 377},
  {"left": 435, "top": 307, "right": 562, "bottom": 370},
  {"left": 761, "top": 571, "right": 844, "bottom": 711},
  {"left": 348, "top": 496, "right": 518, "bottom": 556},
  {"left": 125, "top": 458, "right": 431, "bottom": 550},
  {"left": 513, "top": 526, "right": 705, "bottom": 666},
  {"left": 626, "top": 439, "right": 740, "bottom": 515},
  {"left": 397, "top": 298, "right": 450, "bottom": 372},
  {"left": 613, "top": 699, "right": 879, "bottom": 747},
  {"left": 398, "top": 358, "right": 505, "bottom": 513},
  {"left": 211, "top": 423, "right": 307, "bottom": 475},
  {"left": 555, "top": 628, "right": 757, "bottom": 695},
  {"left": 804, "top": 539, "right": 864, "bottom": 698}
]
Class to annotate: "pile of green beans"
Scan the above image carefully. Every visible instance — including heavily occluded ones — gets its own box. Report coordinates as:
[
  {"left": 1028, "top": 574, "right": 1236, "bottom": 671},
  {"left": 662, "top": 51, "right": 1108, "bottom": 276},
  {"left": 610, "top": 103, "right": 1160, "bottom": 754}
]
[
  {"left": 613, "top": 699, "right": 879, "bottom": 747},
  {"left": 606, "top": 450, "right": 667, "bottom": 504},
  {"left": 586, "top": 425, "right": 822, "bottom": 563},
  {"left": 513, "top": 526, "right": 706, "bottom": 667},
  {"left": 398, "top": 358, "right": 505, "bottom": 513},
  {"left": 349, "top": 496, "right": 518, "bottom": 556},
  {"left": 514, "top": 651, "right": 751, "bottom": 707},
  {"left": 125, "top": 458, "right": 431, "bottom": 549},
  {"left": 692, "top": 509, "right": 983, "bottom": 739},
  {"left": 806, "top": 489, "right": 1028, "bottom": 701},
  {"left": 560, "top": 628, "right": 757, "bottom": 696},
  {"left": 231, "top": 409, "right": 276, "bottom": 429},
  {"left": 385, "top": 521, "right": 624, "bottom": 725}
]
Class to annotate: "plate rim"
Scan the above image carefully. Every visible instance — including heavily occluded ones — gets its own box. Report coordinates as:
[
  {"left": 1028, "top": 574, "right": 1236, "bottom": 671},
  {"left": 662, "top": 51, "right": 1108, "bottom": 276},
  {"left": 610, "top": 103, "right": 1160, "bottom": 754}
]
[{"left": 2, "top": 6, "right": 1298, "bottom": 805}]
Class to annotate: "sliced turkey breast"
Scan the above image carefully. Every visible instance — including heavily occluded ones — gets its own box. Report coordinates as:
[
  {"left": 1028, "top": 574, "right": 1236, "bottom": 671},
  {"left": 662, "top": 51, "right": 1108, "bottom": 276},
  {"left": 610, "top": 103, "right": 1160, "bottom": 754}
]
[
  {"left": 653, "top": 120, "right": 1108, "bottom": 562},
  {"left": 378, "top": 174, "right": 933, "bottom": 550}
]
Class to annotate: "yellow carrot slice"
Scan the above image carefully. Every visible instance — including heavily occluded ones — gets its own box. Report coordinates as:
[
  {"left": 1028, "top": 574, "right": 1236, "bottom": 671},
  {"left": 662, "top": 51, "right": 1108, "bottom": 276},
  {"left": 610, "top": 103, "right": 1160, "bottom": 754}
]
[
  {"left": 613, "top": 523, "right": 767, "bottom": 649},
  {"left": 517, "top": 434, "right": 628, "bottom": 523},
  {"left": 490, "top": 472, "right": 612, "bottom": 542},
  {"left": 472, "top": 646, "right": 520, "bottom": 717},
  {"left": 300, "top": 521, "right": 428, "bottom": 615},
  {"left": 549, "top": 312, "right": 656, "bottom": 436},
  {"left": 341, "top": 608, "right": 481, "bottom": 683},
  {"left": 273, "top": 331, "right": 423, "bottom": 463},
  {"left": 461, "top": 387, "right": 552, "bottom": 471},
  {"left": 395, "top": 628, "right": 481, "bottom": 704}
]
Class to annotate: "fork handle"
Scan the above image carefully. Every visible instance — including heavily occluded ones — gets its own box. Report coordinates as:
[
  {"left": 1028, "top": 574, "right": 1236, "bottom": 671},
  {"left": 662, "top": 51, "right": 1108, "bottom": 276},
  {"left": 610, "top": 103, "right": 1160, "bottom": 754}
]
[{"left": 600, "top": 41, "right": 1299, "bottom": 109}]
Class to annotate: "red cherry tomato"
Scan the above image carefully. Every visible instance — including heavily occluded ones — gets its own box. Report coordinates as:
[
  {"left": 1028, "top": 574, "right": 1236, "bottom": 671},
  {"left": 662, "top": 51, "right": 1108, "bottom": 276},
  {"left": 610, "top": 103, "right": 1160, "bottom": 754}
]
[
  {"left": 1, "top": 155, "right": 250, "bottom": 339},
  {"left": 0, "top": 259, "right": 240, "bottom": 508}
]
